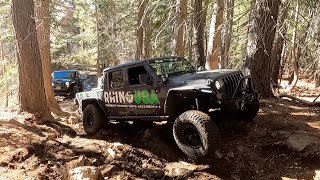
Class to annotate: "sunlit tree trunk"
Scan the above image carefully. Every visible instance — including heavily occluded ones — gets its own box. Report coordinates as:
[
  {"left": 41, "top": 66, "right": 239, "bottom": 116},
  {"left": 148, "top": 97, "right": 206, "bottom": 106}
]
[
  {"left": 13, "top": 0, "right": 51, "bottom": 120},
  {"left": 173, "top": 0, "right": 187, "bottom": 56},
  {"left": 271, "top": 1, "right": 289, "bottom": 84},
  {"left": 206, "top": 0, "right": 224, "bottom": 70},
  {"left": 221, "top": 0, "right": 234, "bottom": 69},
  {"left": 244, "top": 0, "right": 280, "bottom": 98},
  {"left": 288, "top": 1, "right": 299, "bottom": 91},
  {"left": 194, "top": 0, "right": 206, "bottom": 67},
  {"left": 135, "top": 0, "right": 148, "bottom": 60},
  {"left": 144, "top": 13, "right": 151, "bottom": 58},
  {"left": 95, "top": 3, "right": 101, "bottom": 77},
  {"left": 35, "top": 0, "right": 64, "bottom": 115}
]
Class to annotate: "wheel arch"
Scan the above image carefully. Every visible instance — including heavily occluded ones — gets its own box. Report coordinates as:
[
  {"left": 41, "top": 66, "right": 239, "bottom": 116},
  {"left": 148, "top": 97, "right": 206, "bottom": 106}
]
[
  {"left": 82, "top": 98, "right": 108, "bottom": 115},
  {"left": 165, "top": 86, "right": 213, "bottom": 118}
]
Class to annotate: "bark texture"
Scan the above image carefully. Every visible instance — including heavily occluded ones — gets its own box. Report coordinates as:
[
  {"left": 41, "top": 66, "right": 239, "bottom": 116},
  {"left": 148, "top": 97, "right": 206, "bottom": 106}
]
[
  {"left": 13, "top": 0, "right": 51, "bottom": 119},
  {"left": 135, "top": 0, "right": 148, "bottom": 60},
  {"left": 271, "top": 1, "right": 289, "bottom": 84},
  {"left": 288, "top": 1, "right": 299, "bottom": 91},
  {"left": 194, "top": 0, "right": 206, "bottom": 67},
  {"left": 244, "top": 0, "right": 280, "bottom": 98},
  {"left": 172, "top": 0, "right": 187, "bottom": 56},
  {"left": 206, "top": 0, "right": 224, "bottom": 70},
  {"left": 35, "top": 0, "right": 63, "bottom": 115},
  {"left": 221, "top": 0, "right": 234, "bottom": 68}
]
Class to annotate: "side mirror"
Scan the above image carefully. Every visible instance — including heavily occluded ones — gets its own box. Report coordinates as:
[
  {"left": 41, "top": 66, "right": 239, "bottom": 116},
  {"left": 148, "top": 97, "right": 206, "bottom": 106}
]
[{"left": 139, "top": 74, "right": 152, "bottom": 85}]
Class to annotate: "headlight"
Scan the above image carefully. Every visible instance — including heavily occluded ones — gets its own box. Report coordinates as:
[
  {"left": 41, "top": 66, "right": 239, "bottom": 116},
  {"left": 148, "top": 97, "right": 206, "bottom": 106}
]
[
  {"left": 215, "top": 79, "right": 224, "bottom": 90},
  {"left": 52, "top": 83, "right": 54, "bottom": 86},
  {"left": 65, "top": 82, "right": 70, "bottom": 87}
]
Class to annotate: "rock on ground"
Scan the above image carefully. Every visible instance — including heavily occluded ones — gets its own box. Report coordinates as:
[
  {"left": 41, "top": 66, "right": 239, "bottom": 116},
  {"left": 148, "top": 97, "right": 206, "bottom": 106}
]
[{"left": 68, "top": 166, "right": 102, "bottom": 180}]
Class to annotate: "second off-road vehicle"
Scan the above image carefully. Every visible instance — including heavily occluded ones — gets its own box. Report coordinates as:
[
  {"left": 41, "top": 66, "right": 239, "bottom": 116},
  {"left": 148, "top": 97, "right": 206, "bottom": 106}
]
[
  {"left": 52, "top": 70, "right": 84, "bottom": 97},
  {"left": 75, "top": 56, "right": 259, "bottom": 159}
]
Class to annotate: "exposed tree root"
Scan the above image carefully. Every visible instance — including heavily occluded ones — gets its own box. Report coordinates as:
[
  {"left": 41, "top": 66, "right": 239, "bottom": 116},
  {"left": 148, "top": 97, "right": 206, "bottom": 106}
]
[{"left": 279, "top": 94, "right": 320, "bottom": 107}]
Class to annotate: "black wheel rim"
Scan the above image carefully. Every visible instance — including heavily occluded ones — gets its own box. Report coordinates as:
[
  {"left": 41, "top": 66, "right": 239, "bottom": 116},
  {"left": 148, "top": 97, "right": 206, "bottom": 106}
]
[
  {"left": 181, "top": 125, "right": 201, "bottom": 149},
  {"left": 86, "top": 113, "right": 94, "bottom": 128}
]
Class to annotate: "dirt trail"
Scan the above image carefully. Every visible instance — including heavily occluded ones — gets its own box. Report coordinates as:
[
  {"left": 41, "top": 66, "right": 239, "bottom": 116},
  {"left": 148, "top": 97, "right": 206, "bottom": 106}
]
[{"left": 0, "top": 96, "right": 319, "bottom": 179}]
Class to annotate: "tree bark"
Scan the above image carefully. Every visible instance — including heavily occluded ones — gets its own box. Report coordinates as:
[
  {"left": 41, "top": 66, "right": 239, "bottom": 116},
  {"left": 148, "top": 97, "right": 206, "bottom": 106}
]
[
  {"left": 135, "top": 0, "right": 148, "bottom": 60},
  {"left": 206, "top": 0, "right": 224, "bottom": 70},
  {"left": 244, "top": 0, "right": 280, "bottom": 98},
  {"left": 172, "top": 0, "right": 187, "bottom": 56},
  {"left": 35, "top": 0, "right": 64, "bottom": 116},
  {"left": 13, "top": 0, "right": 51, "bottom": 120},
  {"left": 95, "top": 3, "right": 101, "bottom": 77},
  {"left": 271, "top": 1, "right": 289, "bottom": 84},
  {"left": 221, "top": 0, "right": 234, "bottom": 69},
  {"left": 194, "top": 0, "right": 206, "bottom": 67},
  {"left": 288, "top": 1, "right": 299, "bottom": 91},
  {"left": 144, "top": 13, "right": 151, "bottom": 58}
]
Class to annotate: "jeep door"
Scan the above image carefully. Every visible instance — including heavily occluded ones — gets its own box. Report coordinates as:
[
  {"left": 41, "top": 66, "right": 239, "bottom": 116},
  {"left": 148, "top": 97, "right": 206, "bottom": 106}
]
[
  {"left": 104, "top": 68, "right": 130, "bottom": 116},
  {"left": 126, "top": 63, "right": 163, "bottom": 116}
]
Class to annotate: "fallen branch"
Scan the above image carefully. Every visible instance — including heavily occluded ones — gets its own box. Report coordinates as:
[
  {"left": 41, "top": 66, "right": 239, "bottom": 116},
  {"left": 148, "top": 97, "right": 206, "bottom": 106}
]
[{"left": 279, "top": 94, "right": 320, "bottom": 107}]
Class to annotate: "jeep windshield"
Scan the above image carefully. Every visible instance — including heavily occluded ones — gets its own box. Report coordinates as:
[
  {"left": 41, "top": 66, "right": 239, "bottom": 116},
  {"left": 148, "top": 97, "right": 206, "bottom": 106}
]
[
  {"left": 53, "top": 71, "right": 75, "bottom": 79},
  {"left": 148, "top": 57, "right": 195, "bottom": 77}
]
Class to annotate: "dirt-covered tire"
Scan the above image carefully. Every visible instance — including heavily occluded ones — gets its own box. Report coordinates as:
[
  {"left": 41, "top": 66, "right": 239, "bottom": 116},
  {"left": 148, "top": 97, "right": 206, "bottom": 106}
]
[
  {"left": 83, "top": 104, "right": 105, "bottom": 135},
  {"left": 173, "top": 110, "right": 220, "bottom": 159},
  {"left": 238, "top": 99, "right": 259, "bottom": 122}
]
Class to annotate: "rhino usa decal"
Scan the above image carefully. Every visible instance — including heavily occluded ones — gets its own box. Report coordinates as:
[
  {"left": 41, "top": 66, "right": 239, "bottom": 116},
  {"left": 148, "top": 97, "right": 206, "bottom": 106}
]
[{"left": 104, "top": 90, "right": 160, "bottom": 108}]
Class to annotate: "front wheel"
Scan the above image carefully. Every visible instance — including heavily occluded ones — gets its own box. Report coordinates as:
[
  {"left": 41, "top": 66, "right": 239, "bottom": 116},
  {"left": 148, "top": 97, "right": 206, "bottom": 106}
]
[
  {"left": 83, "top": 104, "right": 105, "bottom": 135},
  {"left": 173, "top": 110, "right": 220, "bottom": 159}
]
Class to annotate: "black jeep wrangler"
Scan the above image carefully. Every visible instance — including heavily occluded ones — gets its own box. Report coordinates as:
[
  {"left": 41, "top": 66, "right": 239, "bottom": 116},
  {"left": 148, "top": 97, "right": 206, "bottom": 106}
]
[
  {"left": 52, "top": 70, "right": 83, "bottom": 97},
  {"left": 75, "top": 56, "right": 259, "bottom": 159}
]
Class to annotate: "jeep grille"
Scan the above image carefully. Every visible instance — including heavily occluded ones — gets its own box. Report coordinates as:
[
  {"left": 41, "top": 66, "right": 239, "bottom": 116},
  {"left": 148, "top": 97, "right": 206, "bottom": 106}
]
[{"left": 222, "top": 73, "right": 244, "bottom": 97}]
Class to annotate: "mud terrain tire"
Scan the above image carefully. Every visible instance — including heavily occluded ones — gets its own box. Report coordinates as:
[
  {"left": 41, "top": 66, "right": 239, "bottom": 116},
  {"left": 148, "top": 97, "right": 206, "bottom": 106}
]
[
  {"left": 238, "top": 99, "right": 259, "bottom": 122},
  {"left": 83, "top": 104, "right": 104, "bottom": 135},
  {"left": 173, "top": 110, "right": 219, "bottom": 159}
]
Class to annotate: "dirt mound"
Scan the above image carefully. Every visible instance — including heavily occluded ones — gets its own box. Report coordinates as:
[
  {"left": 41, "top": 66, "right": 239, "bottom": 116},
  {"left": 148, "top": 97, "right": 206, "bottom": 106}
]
[{"left": 0, "top": 98, "right": 319, "bottom": 179}]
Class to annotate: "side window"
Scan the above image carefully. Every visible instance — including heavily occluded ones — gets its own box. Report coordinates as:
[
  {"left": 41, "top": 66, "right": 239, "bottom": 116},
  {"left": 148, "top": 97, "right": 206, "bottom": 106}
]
[
  {"left": 128, "top": 66, "right": 148, "bottom": 85},
  {"left": 109, "top": 70, "right": 124, "bottom": 89}
]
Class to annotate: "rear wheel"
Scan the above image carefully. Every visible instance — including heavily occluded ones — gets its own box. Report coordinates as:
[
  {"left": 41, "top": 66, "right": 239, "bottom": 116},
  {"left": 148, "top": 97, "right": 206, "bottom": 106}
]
[
  {"left": 83, "top": 104, "right": 105, "bottom": 135},
  {"left": 173, "top": 110, "right": 220, "bottom": 159}
]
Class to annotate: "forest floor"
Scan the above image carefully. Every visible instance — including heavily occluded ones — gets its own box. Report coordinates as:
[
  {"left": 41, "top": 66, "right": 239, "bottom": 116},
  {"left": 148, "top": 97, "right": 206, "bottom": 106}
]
[{"left": 0, "top": 83, "right": 319, "bottom": 179}]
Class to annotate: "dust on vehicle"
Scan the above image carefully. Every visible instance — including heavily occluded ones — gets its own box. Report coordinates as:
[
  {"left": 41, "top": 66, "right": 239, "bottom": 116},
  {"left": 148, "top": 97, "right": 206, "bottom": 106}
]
[{"left": 75, "top": 56, "right": 259, "bottom": 159}]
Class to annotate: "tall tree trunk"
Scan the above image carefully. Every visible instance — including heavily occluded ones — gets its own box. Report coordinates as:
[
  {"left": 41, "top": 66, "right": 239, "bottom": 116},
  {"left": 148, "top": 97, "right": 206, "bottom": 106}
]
[
  {"left": 221, "top": 0, "right": 234, "bottom": 69},
  {"left": 172, "top": 0, "right": 187, "bottom": 56},
  {"left": 271, "top": 1, "right": 289, "bottom": 84},
  {"left": 144, "top": 13, "right": 151, "bottom": 58},
  {"left": 194, "top": 0, "right": 206, "bottom": 67},
  {"left": 135, "top": 0, "right": 148, "bottom": 60},
  {"left": 206, "top": 0, "right": 224, "bottom": 70},
  {"left": 35, "top": 0, "right": 64, "bottom": 116},
  {"left": 244, "top": 0, "right": 280, "bottom": 98},
  {"left": 0, "top": 40, "right": 4, "bottom": 62},
  {"left": 13, "top": 0, "right": 51, "bottom": 120},
  {"left": 316, "top": 54, "right": 320, "bottom": 87},
  {"left": 289, "top": 1, "right": 299, "bottom": 91},
  {"left": 95, "top": 3, "right": 101, "bottom": 77}
]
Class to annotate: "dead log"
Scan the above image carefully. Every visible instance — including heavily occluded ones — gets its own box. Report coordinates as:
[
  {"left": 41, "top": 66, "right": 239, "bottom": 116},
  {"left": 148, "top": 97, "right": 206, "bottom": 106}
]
[{"left": 279, "top": 94, "right": 320, "bottom": 107}]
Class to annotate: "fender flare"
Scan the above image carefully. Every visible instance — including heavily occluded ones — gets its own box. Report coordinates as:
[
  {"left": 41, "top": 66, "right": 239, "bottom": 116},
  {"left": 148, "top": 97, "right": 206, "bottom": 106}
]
[
  {"left": 164, "top": 85, "right": 213, "bottom": 115},
  {"left": 81, "top": 98, "right": 108, "bottom": 115}
]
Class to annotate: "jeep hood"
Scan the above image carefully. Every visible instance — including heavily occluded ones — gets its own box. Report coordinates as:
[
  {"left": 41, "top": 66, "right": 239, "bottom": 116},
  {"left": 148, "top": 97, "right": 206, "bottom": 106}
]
[{"left": 166, "top": 69, "right": 241, "bottom": 87}]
